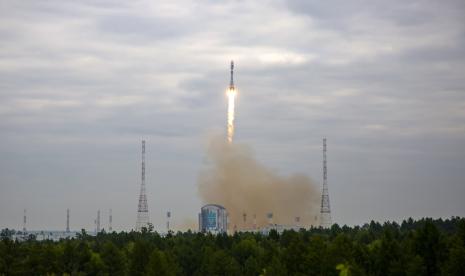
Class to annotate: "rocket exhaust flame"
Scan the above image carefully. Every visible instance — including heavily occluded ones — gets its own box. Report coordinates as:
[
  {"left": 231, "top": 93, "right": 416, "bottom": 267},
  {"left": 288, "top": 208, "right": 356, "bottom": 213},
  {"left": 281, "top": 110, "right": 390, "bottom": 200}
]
[
  {"left": 227, "top": 88, "right": 236, "bottom": 143},
  {"left": 227, "top": 61, "right": 236, "bottom": 143}
]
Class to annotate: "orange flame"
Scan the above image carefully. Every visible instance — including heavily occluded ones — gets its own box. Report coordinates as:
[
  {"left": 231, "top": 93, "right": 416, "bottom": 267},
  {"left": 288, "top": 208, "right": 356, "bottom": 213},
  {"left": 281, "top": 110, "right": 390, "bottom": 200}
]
[{"left": 227, "top": 88, "right": 237, "bottom": 143}]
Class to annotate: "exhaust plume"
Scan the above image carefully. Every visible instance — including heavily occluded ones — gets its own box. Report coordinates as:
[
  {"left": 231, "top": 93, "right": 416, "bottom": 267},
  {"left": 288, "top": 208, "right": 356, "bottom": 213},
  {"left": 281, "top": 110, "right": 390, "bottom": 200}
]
[
  {"left": 227, "top": 88, "right": 236, "bottom": 143},
  {"left": 198, "top": 137, "right": 320, "bottom": 230}
]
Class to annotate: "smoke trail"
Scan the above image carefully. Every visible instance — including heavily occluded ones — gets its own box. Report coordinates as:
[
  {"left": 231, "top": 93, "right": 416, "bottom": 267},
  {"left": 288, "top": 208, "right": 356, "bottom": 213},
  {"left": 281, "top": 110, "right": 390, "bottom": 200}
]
[
  {"left": 227, "top": 88, "right": 236, "bottom": 143},
  {"left": 198, "top": 137, "right": 320, "bottom": 230},
  {"left": 174, "top": 218, "right": 198, "bottom": 232}
]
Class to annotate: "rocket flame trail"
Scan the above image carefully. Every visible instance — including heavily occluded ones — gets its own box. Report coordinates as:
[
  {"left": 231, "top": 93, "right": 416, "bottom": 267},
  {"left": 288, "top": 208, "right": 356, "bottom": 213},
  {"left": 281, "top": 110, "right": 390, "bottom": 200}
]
[
  {"left": 199, "top": 60, "right": 320, "bottom": 230},
  {"left": 227, "top": 88, "right": 236, "bottom": 143},
  {"left": 227, "top": 61, "right": 236, "bottom": 143}
]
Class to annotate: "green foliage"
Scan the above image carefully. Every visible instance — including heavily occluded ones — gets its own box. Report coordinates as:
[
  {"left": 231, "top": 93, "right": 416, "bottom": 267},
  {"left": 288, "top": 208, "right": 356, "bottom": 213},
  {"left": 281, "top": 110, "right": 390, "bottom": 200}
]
[
  {"left": 145, "top": 249, "right": 179, "bottom": 276},
  {"left": 336, "top": 263, "right": 349, "bottom": 276},
  {"left": 261, "top": 256, "right": 287, "bottom": 276},
  {"left": 413, "top": 219, "right": 445, "bottom": 275},
  {"left": 101, "top": 241, "right": 127, "bottom": 275},
  {"left": 0, "top": 217, "right": 463, "bottom": 275},
  {"left": 405, "top": 255, "right": 426, "bottom": 276},
  {"left": 198, "top": 248, "right": 241, "bottom": 275},
  {"left": 441, "top": 236, "right": 465, "bottom": 275},
  {"left": 129, "top": 239, "right": 153, "bottom": 276}
]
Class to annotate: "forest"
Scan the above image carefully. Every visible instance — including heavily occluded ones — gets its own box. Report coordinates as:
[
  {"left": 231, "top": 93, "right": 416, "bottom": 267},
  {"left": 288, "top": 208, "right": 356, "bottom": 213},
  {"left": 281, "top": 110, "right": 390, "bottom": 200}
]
[{"left": 0, "top": 217, "right": 464, "bottom": 276}]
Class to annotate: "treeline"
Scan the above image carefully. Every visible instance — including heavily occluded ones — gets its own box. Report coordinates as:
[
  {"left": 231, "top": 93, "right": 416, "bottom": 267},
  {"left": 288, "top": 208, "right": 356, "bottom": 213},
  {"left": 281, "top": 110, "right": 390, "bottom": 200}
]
[{"left": 1, "top": 217, "right": 464, "bottom": 276}]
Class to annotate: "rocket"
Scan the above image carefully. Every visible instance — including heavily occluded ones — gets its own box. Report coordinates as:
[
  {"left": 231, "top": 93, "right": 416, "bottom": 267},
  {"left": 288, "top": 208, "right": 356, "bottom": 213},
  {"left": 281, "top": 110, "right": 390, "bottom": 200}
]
[
  {"left": 226, "top": 60, "right": 237, "bottom": 143},
  {"left": 229, "top": 60, "right": 235, "bottom": 90}
]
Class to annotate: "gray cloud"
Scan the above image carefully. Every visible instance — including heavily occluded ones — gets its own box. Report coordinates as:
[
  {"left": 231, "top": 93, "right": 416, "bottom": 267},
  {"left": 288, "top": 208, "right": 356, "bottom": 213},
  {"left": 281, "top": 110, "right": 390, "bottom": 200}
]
[{"left": 0, "top": 0, "right": 464, "bottom": 231}]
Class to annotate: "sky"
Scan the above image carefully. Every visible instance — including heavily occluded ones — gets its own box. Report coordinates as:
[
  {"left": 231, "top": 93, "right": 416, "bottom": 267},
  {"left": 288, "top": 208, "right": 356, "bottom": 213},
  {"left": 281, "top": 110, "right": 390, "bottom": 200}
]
[{"left": 0, "top": 0, "right": 464, "bottom": 232}]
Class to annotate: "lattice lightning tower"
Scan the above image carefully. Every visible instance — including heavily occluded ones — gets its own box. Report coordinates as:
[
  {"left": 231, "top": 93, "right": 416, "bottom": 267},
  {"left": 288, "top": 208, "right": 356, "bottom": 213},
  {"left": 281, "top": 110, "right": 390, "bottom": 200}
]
[
  {"left": 136, "top": 140, "right": 149, "bottom": 231},
  {"left": 66, "top": 209, "right": 70, "bottom": 232},
  {"left": 320, "top": 138, "right": 332, "bottom": 228},
  {"left": 23, "top": 209, "right": 27, "bottom": 233},
  {"left": 96, "top": 209, "right": 101, "bottom": 233},
  {"left": 109, "top": 209, "right": 113, "bottom": 232}
]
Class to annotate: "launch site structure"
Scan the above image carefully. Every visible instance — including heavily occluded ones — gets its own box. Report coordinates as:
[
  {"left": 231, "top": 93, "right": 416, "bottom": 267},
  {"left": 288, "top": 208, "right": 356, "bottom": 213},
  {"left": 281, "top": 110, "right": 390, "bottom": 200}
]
[
  {"left": 66, "top": 209, "right": 70, "bottom": 232},
  {"left": 23, "top": 209, "right": 26, "bottom": 233},
  {"left": 96, "top": 210, "right": 101, "bottom": 233},
  {"left": 199, "top": 204, "right": 228, "bottom": 234},
  {"left": 320, "top": 138, "right": 332, "bottom": 228},
  {"left": 136, "top": 140, "right": 150, "bottom": 231},
  {"left": 109, "top": 209, "right": 112, "bottom": 232}
]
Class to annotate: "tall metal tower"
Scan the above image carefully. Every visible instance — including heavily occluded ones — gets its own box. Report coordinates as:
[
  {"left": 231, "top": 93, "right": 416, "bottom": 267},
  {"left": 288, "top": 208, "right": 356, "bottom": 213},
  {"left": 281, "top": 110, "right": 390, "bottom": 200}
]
[
  {"left": 136, "top": 140, "right": 149, "bottom": 231},
  {"left": 66, "top": 209, "right": 70, "bottom": 232},
  {"left": 320, "top": 138, "right": 332, "bottom": 228},
  {"left": 166, "top": 211, "right": 171, "bottom": 232},
  {"left": 23, "top": 209, "right": 27, "bottom": 233},
  {"left": 96, "top": 210, "right": 101, "bottom": 233},
  {"left": 109, "top": 209, "right": 113, "bottom": 232}
]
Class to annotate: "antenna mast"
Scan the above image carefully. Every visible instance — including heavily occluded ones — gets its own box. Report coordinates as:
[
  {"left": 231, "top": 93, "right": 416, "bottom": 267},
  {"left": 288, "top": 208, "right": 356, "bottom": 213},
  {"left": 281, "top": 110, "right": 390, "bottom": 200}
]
[
  {"left": 23, "top": 209, "right": 27, "bottom": 233},
  {"left": 109, "top": 209, "right": 113, "bottom": 232},
  {"left": 320, "top": 138, "right": 332, "bottom": 228},
  {"left": 166, "top": 211, "right": 171, "bottom": 232},
  {"left": 66, "top": 209, "right": 70, "bottom": 232},
  {"left": 136, "top": 140, "right": 149, "bottom": 231},
  {"left": 96, "top": 210, "right": 101, "bottom": 233}
]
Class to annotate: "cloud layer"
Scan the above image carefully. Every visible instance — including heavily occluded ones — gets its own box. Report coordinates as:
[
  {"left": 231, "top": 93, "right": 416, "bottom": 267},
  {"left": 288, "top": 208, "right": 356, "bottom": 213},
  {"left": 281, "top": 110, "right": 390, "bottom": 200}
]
[{"left": 0, "top": 0, "right": 464, "bottom": 231}]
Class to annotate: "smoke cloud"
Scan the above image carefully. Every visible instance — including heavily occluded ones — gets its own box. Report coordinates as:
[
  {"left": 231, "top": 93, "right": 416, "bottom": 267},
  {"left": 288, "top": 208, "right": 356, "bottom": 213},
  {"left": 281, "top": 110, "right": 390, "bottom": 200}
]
[
  {"left": 174, "top": 218, "right": 198, "bottom": 232},
  {"left": 198, "top": 137, "right": 320, "bottom": 230}
]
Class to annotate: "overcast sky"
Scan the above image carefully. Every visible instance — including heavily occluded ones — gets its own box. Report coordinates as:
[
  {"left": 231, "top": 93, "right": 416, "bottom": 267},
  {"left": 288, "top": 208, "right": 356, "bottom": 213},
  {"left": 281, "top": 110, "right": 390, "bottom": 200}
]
[{"left": 1, "top": 0, "right": 464, "bottom": 232}]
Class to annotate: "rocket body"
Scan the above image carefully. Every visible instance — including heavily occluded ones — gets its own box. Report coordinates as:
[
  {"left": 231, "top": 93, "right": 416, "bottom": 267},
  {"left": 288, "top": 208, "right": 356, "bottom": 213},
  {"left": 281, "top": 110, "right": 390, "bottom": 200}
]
[{"left": 230, "top": 61, "right": 235, "bottom": 90}]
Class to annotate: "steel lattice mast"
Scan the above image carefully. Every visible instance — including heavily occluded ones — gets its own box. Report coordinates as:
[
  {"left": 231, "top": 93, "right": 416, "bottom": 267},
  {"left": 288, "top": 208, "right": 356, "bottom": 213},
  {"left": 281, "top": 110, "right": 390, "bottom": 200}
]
[
  {"left": 136, "top": 140, "right": 149, "bottom": 231},
  {"left": 109, "top": 209, "right": 112, "bottom": 232},
  {"left": 23, "top": 209, "right": 27, "bottom": 233},
  {"left": 96, "top": 210, "right": 101, "bottom": 233},
  {"left": 66, "top": 209, "right": 70, "bottom": 232},
  {"left": 320, "top": 138, "right": 332, "bottom": 228}
]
